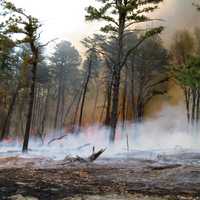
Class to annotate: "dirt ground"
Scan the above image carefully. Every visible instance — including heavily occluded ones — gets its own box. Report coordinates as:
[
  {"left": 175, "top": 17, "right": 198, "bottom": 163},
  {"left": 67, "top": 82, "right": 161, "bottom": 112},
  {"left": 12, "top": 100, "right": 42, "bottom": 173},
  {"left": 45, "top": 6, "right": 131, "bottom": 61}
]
[{"left": 1, "top": 154, "right": 200, "bottom": 200}]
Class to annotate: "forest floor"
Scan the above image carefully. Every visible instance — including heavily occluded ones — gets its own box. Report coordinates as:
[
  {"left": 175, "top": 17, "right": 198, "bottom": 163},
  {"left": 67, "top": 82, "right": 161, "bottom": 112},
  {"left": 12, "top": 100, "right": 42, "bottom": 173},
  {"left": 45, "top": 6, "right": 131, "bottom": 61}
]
[{"left": 1, "top": 151, "right": 200, "bottom": 200}]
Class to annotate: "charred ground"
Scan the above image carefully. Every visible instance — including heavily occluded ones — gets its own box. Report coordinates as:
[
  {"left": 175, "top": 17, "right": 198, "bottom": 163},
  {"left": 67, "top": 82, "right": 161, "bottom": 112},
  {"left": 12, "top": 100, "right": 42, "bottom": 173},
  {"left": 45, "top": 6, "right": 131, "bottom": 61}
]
[{"left": 1, "top": 153, "right": 200, "bottom": 200}]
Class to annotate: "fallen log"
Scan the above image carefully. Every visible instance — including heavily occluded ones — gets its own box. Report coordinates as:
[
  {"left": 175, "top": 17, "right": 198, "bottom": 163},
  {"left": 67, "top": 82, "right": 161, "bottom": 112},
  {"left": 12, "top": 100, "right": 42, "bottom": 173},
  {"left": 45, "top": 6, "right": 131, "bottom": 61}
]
[
  {"left": 62, "top": 148, "right": 106, "bottom": 164},
  {"left": 48, "top": 137, "right": 91, "bottom": 151},
  {"left": 149, "top": 164, "right": 182, "bottom": 171},
  {"left": 76, "top": 143, "right": 91, "bottom": 151},
  {"left": 48, "top": 135, "right": 68, "bottom": 145},
  {"left": 88, "top": 148, "right": 106, "bottom": 162},
  {"left": 63, "top": 155, "right": 88, "bottom": 163}
]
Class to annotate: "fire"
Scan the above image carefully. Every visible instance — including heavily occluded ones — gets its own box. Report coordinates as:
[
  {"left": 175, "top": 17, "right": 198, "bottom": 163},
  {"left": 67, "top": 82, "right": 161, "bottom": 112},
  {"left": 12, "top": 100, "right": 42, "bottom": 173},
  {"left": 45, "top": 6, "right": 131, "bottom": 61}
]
[{"left": 2, "top": 136, "right": 14, "bottom": 144}]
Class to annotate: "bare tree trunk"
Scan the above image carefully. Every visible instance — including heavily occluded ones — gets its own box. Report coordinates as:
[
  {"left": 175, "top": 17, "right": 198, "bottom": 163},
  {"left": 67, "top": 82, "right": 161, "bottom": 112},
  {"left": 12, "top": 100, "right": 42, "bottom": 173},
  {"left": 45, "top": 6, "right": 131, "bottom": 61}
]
[
  {"left": 99, "top": 93, "right": 107, "bottom": 123},
  {"left": 72, "top": 88, "right": 83, "bottom": 132},
  {"left": 54, "top": 80, "right": 62, "bottom": 130},
  {"left": 22, "top": 43, "right": 38, "bottom": 152},
  {"left": 184, "top": 87, "right": 191, "bottom": 124},
  {"left": 130, "top": 58, "right": 136, "bottom": 120},
  {"left": 137, "top": 101, "right": 144, "bottom": 123},
  {"left": 35, "top": 86, "right": 42, "bottom": 135},
  {"left": 15, "top": 91, "right": 27, "bottom": 138},
  {"left": 31, "top": 84, "right": 39, "bottom": 132},
  {"left": 64, "top": 89, "right": 80, "bottom": 121},
  {"left": 78, "top": 57, "right": 92, "bottom": 129},
  {"left": 135, "top": 63, "right": 146, "bottom": 123},
  {"left": 110, "top": 70, "right": 121, "bottom": 141},
  {"left": 60, "top": 87, "right": 65, "bottom": 130},
  {"left": 92, "top": 80, "right": 100, "bottom": 123},
  {"left": 191, "top": 89, "right": 196, "bottom": 126},
  {"left": 196, "top": 89, "right": 200, "bottom": 124},
  {"left": 0, "top": 84, "right": 20, "bottom": 141},
  {"left": 122, "top": 66, "right": 128, "bottom": 127},
  {"left": 109, "top": 13, "right": 125, "bottom": 142},
  {"left": 105, "top": 73, "right": 113, "bottom": 126},
  {"left": 40, "top": 86, "right": 50, "bottom": 137}
]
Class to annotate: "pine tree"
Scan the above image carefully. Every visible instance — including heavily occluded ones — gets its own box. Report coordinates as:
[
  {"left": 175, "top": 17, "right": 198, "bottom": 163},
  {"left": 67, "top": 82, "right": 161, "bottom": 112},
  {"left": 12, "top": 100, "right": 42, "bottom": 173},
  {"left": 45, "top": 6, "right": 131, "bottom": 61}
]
[
  {"left": 1, "top": 0, "right": 42, "bottom": 152},
  {"left": 85, "top": 0, "right": 164, "bottom": 142}
]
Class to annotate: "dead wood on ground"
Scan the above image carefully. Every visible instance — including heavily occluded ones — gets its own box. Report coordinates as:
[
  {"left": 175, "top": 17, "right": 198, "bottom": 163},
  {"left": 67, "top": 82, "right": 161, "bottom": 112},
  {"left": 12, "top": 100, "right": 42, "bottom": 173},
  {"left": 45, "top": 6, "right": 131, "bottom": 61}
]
[
  {"left": 48, "top": 135, "right": 68, "bottom": 145},
  {"left": 63, "top": 148, "right": 106, "bottom": 164}
]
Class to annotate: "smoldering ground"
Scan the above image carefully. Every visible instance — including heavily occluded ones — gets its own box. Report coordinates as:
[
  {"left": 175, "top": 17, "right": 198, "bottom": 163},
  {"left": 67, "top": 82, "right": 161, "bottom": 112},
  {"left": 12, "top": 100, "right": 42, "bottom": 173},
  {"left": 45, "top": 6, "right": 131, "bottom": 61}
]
[{"left": 0, "top": 105, "right": 200, "bottom": 162}]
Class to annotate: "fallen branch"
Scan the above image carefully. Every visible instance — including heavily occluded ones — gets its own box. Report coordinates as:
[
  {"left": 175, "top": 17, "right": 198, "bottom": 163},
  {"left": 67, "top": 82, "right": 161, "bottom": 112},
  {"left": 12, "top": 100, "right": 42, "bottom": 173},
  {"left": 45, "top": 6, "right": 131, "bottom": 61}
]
[
  {"left": 88, "top": 148, "right": 106, "bottom": 162},
  {"left": 65, "top": 143, "right": 91, "bottom": 151},
  {"left": 76, "top": 143, "right": 91, "bottom": 151},
  {"left": 62, "top": 148, "right": 106, "bottom": 164},
  {"left": 48, "top": 135, "right": 68, "bottom": 145},
  {"left": 150, "top": 164, "right": 182, "bottom": 171},
  {"left": 63, "top": 155, "right": 88, "bottom": 163}
]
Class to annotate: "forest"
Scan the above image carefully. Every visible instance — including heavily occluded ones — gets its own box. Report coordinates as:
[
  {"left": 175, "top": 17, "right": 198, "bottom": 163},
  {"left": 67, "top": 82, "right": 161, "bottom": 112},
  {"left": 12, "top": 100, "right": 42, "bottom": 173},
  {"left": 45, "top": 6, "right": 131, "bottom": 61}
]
[{"left": 1, "top": 0, "right": 200, "bottom": 200}]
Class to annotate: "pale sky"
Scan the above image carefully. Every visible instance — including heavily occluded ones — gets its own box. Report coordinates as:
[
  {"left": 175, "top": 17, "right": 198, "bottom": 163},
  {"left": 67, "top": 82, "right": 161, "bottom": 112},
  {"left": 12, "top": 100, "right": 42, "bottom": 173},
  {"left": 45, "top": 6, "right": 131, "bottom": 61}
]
[
  {"left": 10, "top": 0, "right": 200, "bottom": 53},
  {"left": 11, "top": 0, "right": 101, "bottom": 54}
]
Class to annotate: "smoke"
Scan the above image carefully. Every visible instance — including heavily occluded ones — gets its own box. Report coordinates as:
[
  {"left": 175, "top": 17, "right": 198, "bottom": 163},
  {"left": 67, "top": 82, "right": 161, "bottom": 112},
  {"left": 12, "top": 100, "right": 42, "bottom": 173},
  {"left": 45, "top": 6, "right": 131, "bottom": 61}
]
[
  {"left": 150, "top": 0, "right": 200, "bottom": 46},
  {"left": 1, "top": 104, "right": 200, "bottom": 161},
  {"left": 158, "top": 0, "right": 199, "bottom": 27}
]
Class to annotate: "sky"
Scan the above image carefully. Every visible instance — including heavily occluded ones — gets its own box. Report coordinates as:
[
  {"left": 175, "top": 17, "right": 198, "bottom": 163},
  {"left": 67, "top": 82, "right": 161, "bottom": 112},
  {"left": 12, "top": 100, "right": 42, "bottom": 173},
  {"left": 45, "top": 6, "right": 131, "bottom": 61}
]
[
  {"left": 10, "top": 0, "right": 99, "bottom": 54},
  {"left": 10, "top": 0, "right": 200, "bottom": 53}
]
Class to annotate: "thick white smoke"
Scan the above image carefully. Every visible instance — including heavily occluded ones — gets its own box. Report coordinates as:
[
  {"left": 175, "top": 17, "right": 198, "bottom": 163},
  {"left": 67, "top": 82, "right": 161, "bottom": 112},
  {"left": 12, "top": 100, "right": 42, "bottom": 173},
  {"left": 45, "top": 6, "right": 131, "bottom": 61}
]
[{"left": 0, "top": 104, "right": 200, "bottom": 160}]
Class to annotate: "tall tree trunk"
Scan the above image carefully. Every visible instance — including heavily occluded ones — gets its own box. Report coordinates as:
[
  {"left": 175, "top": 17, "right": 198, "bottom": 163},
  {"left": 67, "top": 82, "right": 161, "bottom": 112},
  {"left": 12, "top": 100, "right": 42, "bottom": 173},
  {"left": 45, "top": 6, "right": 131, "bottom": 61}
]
[
  {"left": 0, "top": 84, "right": 20, "bottom": 141},
  {"left": 105, "top": 73, "right": 113, "bottom": 126},
  {"left": 184, "top": 87, "right": 191, "bottom": 124},
  {"left": 92, "top": 81, "right": 100, "bottom": 123},
  {"left": 191, "top": 89, "right": 196, "bottom": 126},
  {"left": 196, "top": 89, "right": 200, "bottom": 124},
  {"left": 15, "top": 90, "right": 27, "bottom": 138},
  {"left": 40, "top": 86, "right": 50, "bottom": 138},
  {"left": 35, "top": 86, "right": 42, "bottom": 135},
  {"left": 130, "top": 58, "right": 136, "bottom": 120},
  {"left": 72, "top": 88, "right": 83, "bottom": 132},
  {"left": 110, "top": 70, "right": 121, "bottom": 141},
  {"left": 54, "top": 79, "right": 62, "bottom": 130},
  {"left": 31, "top": 84, "right": 39, "bottom": 132},
  {"left": 64, "top": 89, "right": 80, "bottom": 121},
  {"left": 22, "top": 43, "right": 38, "bottom": 152},
  {"left": 122, "top": 66, "right": 128, "bottom": 127},
  {"left": 137, "top": 101, "right": 144, "bottom": 123},
  {"left": 109, "top": 13, "right": 125, "bottom": 142},
  {"left": 78, "top": 58, "right": 92, "bottom": 129},
  {"left": 60, "top": 87, "right": 65, "bottom": 130},
  {"left": 136, "top": 65, "right": 145, "bottom": 123},
  {"left": 99, "top": 93, "right": 107, "bottom": 123}
]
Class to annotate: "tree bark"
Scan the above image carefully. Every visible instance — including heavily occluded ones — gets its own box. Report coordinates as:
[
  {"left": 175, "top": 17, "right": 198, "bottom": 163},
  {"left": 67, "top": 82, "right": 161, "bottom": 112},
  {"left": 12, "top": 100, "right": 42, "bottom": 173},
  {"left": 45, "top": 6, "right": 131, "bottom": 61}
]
[
  {"left": 110, "top": 70, "right": 121, "bottom": 141},
  {"left": 72, "top": 88, "right": 83, "bottom": 132},
  {"left": 191, "top": 89, "right": 196, "bottom": 126},
  {"left": 196, "top": 89, "right": 200, "bottom": 124},
  {"left": 184, "top": 88, "right": 191, "bottom": 124},
  {"left": 109, "top": 9, "right": 125, "bottom": 142},
  {"left": 0, "top": 84, "right": 20, "bottom": 141},
  {"left": 122, "top": 66, "right": 128, "bottom": 127},
  {"left": 78, "top": 57, "right": 92, "bottom": 129},
  {"left": 40, "top": 86, "right": 50, "bottom": 137},
  {"left": 22, "top": 42, "right": 38, "bottom": 152},
  {"left": 92, "top": 80, "right": 100, "bottom": 123},
  {"left": 60, "top": 86, "right": 65, "bottom": 130},
  {"left": 54, "top": 78, "right": 62, "bottom": 130},
  {"left": 130, "top": 58, "right": 136, "bottom": 120},
  {"left": 105, "top": 73, "right": 113, "bottom": 126}
]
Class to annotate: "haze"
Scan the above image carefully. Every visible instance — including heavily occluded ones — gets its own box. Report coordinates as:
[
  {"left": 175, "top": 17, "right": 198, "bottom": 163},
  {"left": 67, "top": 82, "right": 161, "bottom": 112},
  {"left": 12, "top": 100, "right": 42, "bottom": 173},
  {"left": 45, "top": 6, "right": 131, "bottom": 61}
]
[{"left": 10, "top": 0, "right": 200, "bottom": 51}]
